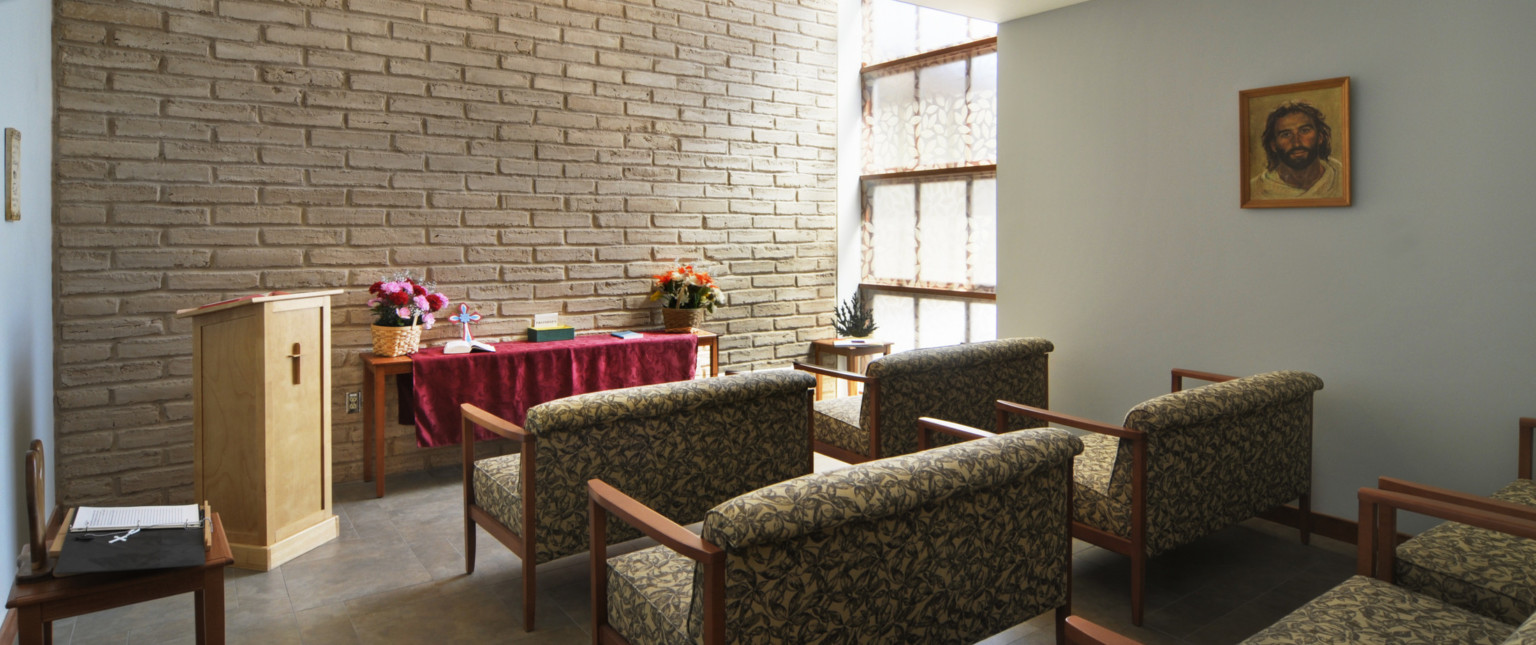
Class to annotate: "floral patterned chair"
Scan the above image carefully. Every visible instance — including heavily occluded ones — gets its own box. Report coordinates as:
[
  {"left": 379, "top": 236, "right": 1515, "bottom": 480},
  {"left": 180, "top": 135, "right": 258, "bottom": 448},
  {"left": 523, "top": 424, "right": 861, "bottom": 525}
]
[
  {"left": 589, "top": 419, "right": 1083, "bottom": 645},
  {"left": 1383, "top": 417, "right": 1536, "bottom": 625},
  {"left": 1241, "top": 484, "right": 1536, "bottom": 645},
  {"left": 461, "top": 370, "right": 815, "bottom": 631},
  {"left": 997, "top": 368, "right": 1325, "bottom": 625},
  {"left": 792, "top": 336, "right": 1053, "bottom": 463}
]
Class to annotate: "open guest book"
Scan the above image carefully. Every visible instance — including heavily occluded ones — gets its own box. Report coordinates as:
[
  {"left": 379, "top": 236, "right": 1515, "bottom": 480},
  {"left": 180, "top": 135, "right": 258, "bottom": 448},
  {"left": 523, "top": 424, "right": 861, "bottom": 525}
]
[
  {"left": 70, "top": 504, "right": 202, "bottom": 532},
  {"left": 55, "top": 504, "right": 209, "bottom": 575}
]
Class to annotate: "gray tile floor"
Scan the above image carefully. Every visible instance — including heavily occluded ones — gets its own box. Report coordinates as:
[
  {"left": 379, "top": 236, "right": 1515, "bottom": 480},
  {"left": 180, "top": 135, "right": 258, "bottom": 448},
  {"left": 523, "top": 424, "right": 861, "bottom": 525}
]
[{"left": 45, "top": 462, "right": 1355, "bottom": 644}]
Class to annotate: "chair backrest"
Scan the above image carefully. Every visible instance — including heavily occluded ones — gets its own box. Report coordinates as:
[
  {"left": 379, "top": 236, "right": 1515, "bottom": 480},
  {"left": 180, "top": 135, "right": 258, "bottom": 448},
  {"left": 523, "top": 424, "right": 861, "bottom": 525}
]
[
  {"left": 523, "top": 370, "right": 814, "bottom": 562},
  {"left": 1111, "top": 370, "right": 1324, "bottom": 555},
  {"left": 693, "top": 428, "right": 1082, "bottom": 644},
  {"left": 860, "top": 337, "right": 1053, "bottom": 457}
]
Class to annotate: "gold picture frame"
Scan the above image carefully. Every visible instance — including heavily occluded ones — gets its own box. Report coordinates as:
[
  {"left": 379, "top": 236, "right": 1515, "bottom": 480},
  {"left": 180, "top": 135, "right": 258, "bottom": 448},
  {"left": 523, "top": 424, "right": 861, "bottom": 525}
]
[
  {"left": 5, "top": 128, "right": 18, "bottom": 221},
  {"left": 1240, "top": 77, "right": 1350, "bottom": 208}
]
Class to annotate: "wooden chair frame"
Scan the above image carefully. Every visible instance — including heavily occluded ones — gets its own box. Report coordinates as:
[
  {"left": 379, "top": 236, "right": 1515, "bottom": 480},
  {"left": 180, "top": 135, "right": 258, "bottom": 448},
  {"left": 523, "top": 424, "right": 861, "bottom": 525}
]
[
  {"left": 996, "top": 368, "right": 1310, "bottom": 626},
  {"left": 589, "top": 479, "right": 725, "bottom": 645},
  {"left": 461, "top": 403, "right": 540, "bottom": 631},
  {"left": 1357, "top": 486, "right": 1536, "bottom": 583},
  {"left": 792, "top": 362, "right": 881, "bottom": 463},
  {"left": 1374, "top": 416, "right": 1536, "bottom": 525},
  {"left": 1063, "top": 616, "right": 1143, "bottom": 645}
]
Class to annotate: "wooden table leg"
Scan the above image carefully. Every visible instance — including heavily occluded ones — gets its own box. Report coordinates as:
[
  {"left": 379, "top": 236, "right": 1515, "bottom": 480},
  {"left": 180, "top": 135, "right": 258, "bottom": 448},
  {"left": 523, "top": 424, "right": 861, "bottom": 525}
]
[
  {"left": 18, "top": 606, "right": 43, "bottom": 645},
  {"left": 369, "top": 366, "right": 389, "bottom": 498},
  {"left": 363, "top": 364, "right": 375, "bottom": 485},
  {"left": 200, "top": 566, "right": 226, "bottom": 645}
]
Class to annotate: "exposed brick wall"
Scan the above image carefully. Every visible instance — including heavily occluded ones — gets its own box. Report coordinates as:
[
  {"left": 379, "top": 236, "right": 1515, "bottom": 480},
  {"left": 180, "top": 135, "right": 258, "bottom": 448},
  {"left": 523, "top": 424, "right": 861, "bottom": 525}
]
[{"left": 53, "top": 0, "right": 838, "bottom": 505}]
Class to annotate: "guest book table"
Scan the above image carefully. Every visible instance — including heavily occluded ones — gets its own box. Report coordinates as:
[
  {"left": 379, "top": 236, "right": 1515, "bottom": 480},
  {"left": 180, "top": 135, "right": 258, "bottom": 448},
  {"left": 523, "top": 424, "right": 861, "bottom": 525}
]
[
  {"left": 7, "top": 513, "right": 233, "bottom": 645},
  {"left": 361, "top": 330, "right": 718, "bottom": 497}
]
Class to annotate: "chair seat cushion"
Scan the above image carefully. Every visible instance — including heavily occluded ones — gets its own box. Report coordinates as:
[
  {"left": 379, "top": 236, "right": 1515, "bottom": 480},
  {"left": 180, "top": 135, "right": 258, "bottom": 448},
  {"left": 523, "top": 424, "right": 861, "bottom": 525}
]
[
  {"left": 1396, "top": 480, "right": 1536, "bottom": 625},
  {"left": 1240, "top": 575, "right": 1512, "bottom": 644},
  {"left": 812, "top": 396, "right": 868, "bottom": 458},
  {"left": 607, "top": 545, "right": 694, "bottom": 645},
  {"left": 472, "top": 453, "right": 523, "bottom": 538},
  {"left": 1072, "top": 432, "right": 1131, "bottom": 539}
]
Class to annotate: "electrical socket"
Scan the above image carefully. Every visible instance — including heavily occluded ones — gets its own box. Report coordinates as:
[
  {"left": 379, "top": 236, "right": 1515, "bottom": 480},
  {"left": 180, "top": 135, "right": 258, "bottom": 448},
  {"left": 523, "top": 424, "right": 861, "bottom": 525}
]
[{"left": 345, "top": 392, "right": 361, "bottom": 414}]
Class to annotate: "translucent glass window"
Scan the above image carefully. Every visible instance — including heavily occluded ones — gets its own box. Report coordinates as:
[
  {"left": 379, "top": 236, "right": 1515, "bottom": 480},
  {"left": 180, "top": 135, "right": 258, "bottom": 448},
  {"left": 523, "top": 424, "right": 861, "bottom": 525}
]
[
  {"left": 868, "top": 183, "right": 916, "bottom": 282},
  {"left": 917, "top": 179, "right": 968, "bottom": 285},
  {"left": 865, "top": 0, "right": 998, "bottom": 67},
  {"left": 971, "top": 177, "right": 997, "bottom": 287},
  {"left": 863, "top": 53, "right": 997, "bottom": 174},
  {"left": 871, "top": 292, "right": 916, "bottom": 352},
  {"left": 866, "top": 72, "right": 918, "bottom": 173},
  {"left": 917, "top": 298, "right": 967, "bottom": 348}
]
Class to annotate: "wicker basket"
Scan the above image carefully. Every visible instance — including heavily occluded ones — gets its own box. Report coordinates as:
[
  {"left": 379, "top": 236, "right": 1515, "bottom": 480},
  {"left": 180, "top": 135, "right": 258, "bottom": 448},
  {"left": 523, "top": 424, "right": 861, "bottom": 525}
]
[
  {"left": 371, "top": 324, "right": 422, "bottom": 357},
  {"left": 661, "top": 307, "right": 706, "bottom": 332}
]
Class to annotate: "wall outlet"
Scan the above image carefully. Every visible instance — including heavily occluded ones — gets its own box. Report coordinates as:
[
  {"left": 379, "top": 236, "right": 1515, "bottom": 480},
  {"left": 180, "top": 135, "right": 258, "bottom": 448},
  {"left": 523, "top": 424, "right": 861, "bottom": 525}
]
[{"left": 345, "top": 391, "right": 360, "bottom": 414}]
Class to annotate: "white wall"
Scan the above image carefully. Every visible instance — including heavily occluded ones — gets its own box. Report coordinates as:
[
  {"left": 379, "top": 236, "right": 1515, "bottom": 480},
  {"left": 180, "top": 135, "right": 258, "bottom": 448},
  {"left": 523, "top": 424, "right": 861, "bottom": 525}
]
[
  {"left": 0, "top": 0, "right": 55, "bottom": 566},
  {"left": 998, "top": 0, "right": 1536, "bottom": 530}
]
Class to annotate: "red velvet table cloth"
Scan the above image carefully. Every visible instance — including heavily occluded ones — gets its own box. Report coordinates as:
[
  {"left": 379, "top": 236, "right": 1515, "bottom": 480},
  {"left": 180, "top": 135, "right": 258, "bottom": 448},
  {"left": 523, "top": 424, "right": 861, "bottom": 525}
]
[{"left": 409, "top": 332, "right": 699, "bottom": 447}]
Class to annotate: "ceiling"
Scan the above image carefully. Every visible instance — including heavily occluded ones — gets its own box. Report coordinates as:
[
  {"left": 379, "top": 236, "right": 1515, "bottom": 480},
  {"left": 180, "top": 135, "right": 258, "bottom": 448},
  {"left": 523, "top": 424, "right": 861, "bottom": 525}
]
[{"left": 901, "top": 0, "right": 1090, "bottom": 23}]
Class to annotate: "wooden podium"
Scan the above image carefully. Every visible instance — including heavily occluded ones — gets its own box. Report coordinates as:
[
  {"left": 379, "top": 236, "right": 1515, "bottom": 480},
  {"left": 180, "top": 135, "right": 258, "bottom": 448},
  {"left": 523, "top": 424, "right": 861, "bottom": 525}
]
[{"left": 177, "top": 290, "right": 342, "bottom": 570}]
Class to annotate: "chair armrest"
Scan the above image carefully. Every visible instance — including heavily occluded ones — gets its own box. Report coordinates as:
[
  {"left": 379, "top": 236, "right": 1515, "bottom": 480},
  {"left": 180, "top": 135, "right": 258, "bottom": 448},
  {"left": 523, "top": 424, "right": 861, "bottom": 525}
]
[
  {"left": 917, "top": 417, "right": 994, "bottom": 451},
  {"left": 1357, "top": 486, "right": 1536, "bottom": 582},
  {"left": 1377, "top": 476, "right": 1536, "bottom": 523},
  {"left": 1065, "top": 616, "right": 1143, "bottom": 645},
  {"left": 1520, "top": 417, "right": 1535, "bottom": 480},
  {"left": 1170, "top": 368, "right": 1239, "bottom": 392},
  {"left": 792, "top": 361, "right": 872, "bottom": 383},
  {"left": 995, "top": 400, "right": 1142, "bottom": 440},
  {"left": 461, "top": 403, "right": 530, "bottom": 443},
  {"left": 589, "top": 479, "right": 725, "bottom": 645}
]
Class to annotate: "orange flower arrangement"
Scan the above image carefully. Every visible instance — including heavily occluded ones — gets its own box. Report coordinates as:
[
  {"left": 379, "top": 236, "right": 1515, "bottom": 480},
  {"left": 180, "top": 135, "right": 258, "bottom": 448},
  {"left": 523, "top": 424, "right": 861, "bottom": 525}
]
[{"left": 649, "top": 265, "right": 722, "bottom": 312}]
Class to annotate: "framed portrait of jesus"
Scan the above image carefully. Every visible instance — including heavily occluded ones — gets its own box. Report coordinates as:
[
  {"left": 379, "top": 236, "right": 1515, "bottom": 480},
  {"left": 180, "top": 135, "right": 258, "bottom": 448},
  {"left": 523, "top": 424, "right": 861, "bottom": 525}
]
[{"left": 1240, "top": 76, "right": 1351, "bottom": 208}]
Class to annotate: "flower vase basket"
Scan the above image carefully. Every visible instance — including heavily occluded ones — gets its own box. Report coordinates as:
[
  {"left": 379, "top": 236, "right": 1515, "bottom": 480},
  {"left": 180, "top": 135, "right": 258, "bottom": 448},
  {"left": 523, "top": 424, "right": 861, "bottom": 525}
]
[
  {"left": 371, "top": 324, "right": 423, "bottom": 357},
  {"left": 662, "top": 307, "right": 705, "bottom": 332}
]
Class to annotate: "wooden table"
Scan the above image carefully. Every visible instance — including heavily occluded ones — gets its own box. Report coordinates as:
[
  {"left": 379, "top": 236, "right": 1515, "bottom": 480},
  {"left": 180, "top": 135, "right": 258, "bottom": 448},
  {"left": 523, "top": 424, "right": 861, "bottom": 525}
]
[
  {"left": 362, "top": 330, "right": 718, "bottom": 498},
  {"left": 809, "top": 338, "right": 893, "bottom": 401},
  {"left": 7, "top": 513, "right": 233, "bottom": 645}
]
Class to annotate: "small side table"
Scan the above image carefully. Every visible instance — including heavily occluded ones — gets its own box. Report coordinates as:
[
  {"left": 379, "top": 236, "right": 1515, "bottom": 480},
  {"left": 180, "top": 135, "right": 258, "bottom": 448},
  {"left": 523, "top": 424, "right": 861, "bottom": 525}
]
[
  {"left": 809, "top": 339, "right": 893, "bottom": 401},
  {"left": 7, "top": 512, "right": 233, "bottom": 645}
]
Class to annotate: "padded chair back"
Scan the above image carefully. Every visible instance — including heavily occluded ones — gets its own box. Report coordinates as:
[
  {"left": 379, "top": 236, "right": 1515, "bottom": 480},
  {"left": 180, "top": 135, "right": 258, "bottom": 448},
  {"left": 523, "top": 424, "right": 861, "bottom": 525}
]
[
  {"left": 523, "top": 370, "right": 814, "bottom": 562},
  {"left": 692, "top": 428, "right": 1082, "bottom": 643},
  {"left": 860, "top": 337, "right": 1053, "bottom": 457},
  {"left": 1112, "top": 370, "right": 1324, "bottom": 555}
]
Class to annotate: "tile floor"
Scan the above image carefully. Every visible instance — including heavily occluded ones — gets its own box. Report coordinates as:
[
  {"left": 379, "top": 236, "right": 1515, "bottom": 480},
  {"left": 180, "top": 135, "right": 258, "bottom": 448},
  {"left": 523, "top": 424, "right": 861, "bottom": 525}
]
[{"left": 44, "top": 461, "right": 1356, "bottom": 645}]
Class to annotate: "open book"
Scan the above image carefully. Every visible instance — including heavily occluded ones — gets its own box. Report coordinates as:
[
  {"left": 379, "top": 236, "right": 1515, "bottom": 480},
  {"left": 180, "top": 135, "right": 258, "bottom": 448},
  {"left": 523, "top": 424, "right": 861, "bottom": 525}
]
[{"left": 70, "top": 504, "right": 202, "bottom": 532}]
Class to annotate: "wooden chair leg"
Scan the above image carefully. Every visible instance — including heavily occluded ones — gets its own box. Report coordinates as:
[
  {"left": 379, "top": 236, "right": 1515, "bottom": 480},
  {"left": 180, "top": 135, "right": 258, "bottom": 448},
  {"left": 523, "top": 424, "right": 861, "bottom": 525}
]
[
  {"left": 1130, "top": 550, "right": 1146, "bottom": 626},
  {"left": 523, "top": 559, "right": 537, "bottom": 631},
  {"left": 1298, "top": 493, "right": 1312, "bottom": 545},
  {"left": 1054, "top": 604, "right": 1068, "bottom": 645},
  {"left": 464, "top": 510, "right": 477, "bottom": 574}
]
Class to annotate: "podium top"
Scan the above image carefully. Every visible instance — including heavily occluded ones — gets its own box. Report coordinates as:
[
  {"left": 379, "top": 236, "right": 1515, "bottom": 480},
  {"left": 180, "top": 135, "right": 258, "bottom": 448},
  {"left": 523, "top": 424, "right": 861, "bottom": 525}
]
[{"left": 174, "top": 289, "right": 344, "bottom": 318}]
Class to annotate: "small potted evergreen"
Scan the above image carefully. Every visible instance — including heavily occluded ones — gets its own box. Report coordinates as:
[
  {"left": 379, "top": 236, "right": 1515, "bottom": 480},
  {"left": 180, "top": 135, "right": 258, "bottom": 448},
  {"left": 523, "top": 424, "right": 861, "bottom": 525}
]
[{"left": 833, "top": 291, "right": 877, "bottom": 339}]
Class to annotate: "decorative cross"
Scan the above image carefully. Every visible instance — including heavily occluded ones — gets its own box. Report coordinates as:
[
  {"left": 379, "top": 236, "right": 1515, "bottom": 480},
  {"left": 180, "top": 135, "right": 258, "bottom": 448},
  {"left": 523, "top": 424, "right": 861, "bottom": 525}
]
[{"left": 449, "top": 303, "right": 482, "bottom": 344}]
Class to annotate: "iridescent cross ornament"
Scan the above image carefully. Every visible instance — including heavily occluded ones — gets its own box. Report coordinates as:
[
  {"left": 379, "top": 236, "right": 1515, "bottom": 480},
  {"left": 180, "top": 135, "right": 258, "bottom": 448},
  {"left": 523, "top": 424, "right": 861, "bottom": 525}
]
[{"left": 449, "top": 303, "right": 482, "bottom": 344}]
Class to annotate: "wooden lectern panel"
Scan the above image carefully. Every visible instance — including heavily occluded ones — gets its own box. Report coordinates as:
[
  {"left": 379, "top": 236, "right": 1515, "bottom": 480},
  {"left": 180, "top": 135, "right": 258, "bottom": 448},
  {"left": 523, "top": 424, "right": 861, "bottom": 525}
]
[
  {"left": 266, "top": 302, "right": 328, "bottom": 543},
  {"left": 196, "top": 308, "right": 266, "bottom": 546}
]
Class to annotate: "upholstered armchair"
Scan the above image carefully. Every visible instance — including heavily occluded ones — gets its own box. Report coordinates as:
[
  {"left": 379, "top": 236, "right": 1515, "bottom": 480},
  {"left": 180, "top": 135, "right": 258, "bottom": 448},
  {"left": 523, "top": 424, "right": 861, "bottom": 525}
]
[
  {"left": 1385, "top": 417, "right": 1536, "bottom": 625},
  {"left": 461, "top": 370, "right": 815, "bottom": 631},
  {"left": 1241, "top": 485, "right": 1536, "bottom": 644},
  {"left": 792, "top": 336, "right": 1053, "bottom": 463},
  {"left": 589, "top": 420, "right": 1083, "bottom": 645},
  {"left": 997, "top": 368, "right": 1324, "bottom": 625}
]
